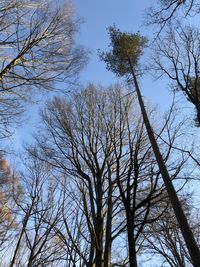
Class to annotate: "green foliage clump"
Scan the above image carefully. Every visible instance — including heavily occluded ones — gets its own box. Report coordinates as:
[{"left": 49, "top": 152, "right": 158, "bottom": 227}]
[{"left": 100, "top": 26, "right": 148, "bottom": 77}]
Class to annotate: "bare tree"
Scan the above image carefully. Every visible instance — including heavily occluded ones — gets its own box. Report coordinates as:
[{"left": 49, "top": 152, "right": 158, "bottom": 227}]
[
  {"left": 146, "top": 0, "right": 200, "bottom": 32},
  {"left": 143, "top": 197, "right": 200, "bottom": 267},
  {"left": 153, "top": 24, "right": 200, "bottom": 126},
  {"left": 113, "top": 98, "right": 193, "bottom": 266},
  {"left": 31, "top": 85, "right": 128, "bottom": 267},
  {"left": 4, "top": 156, "right": 65, "bottom": 267},
  {"left": 0, "top": 0, "right": 85, "bottom": 139},
  {"left": 100, "top": 26, "right": 200, "bottom": 267},
  {"left": 0, "top": 156, "right": 22, "bottom": 256},
  {"left": 25, "top": 83, "right": 192, "bottom": 267}
]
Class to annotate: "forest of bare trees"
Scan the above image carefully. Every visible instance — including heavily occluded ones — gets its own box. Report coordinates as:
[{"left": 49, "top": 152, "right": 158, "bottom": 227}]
[{"left": 0, "top": 0, "right": 199, "bottom": 266}]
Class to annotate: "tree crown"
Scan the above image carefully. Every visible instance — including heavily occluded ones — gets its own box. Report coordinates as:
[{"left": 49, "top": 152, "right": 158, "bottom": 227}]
[{"left": 100, "top": 26, "right": 147, "bottom": 77}]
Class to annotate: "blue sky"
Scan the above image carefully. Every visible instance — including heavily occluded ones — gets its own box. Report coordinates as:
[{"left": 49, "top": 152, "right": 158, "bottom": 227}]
[
  {"left": 9, "top": 0, "right": 190, "bottom": 154},
  {"left": 74, "top": 0, "right": 147, "bottom": 84},
  {"left": 73, "top": 0, "right": 173, "bottom": 107},
  {"left": 8, "top": 1, "right": 174, "bottom": 154}
]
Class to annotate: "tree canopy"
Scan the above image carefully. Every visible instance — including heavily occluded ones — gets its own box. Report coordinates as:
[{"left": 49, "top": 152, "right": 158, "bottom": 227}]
[{"left": 100, "top": 26, "right": 147, "bottom": 76}]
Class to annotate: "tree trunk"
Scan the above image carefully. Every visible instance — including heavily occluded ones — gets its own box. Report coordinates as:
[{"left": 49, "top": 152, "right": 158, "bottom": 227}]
[
  {"left": 126, "top": 211, "right": 137, "bottom": 267},
  {"left": 104, "top": 182, "right": 113, "bottom": 267},
  {"left": 9, "top": 202, "right": 34, "bottom": 267},
  {"left": 95, "top": 247, "right": 103, "bottom": 267},
  {"left": 95, "top": 179, "right": 104, "bottom": 267},
  {"left": 195, "top": 105, "right": 200, "bottom": 126},
  {"left": 129, "top": 65, "right": 200, "bottom": 267}
]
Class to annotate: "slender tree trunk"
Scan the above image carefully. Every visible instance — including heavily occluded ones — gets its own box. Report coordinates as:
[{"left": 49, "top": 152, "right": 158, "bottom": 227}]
[
  {"left": 104, "top": 182, "right": 113, "bottom": 267},
  {"left": 95, "top": 178, "right": 104, "bottom": 267},
  {"left": 27, "top": 249, "right": 35, "bottom": 267},
  {"left": 129, "top": 62, "right": 200, "bottom": 267},
  {"left": 95, "top": 216, "right": 103, "bottom": 267},
  {"left": 195, "top": 105, "right": 200, "bottom": 126},
  {"left": 95, "top": 250, "right": 103, "bottom": 267},
  {"left": 126, "top": 211, "right": 137, "bottom": 267},
  {"left": 167, "top": 234, "right": 186, "bottom": 267},
  {"left": 9, "top": 203, "right": 34, "bottom": 267}
]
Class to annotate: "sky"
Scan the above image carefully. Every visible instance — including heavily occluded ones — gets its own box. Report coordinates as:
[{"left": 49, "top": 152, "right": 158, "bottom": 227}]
[
  {"left": 74, "top": 0, "right": 147, "bottom": 85},
  {"left": 70, "top": 0, "right": 200, "bottom": 203},
  {"left": 6, "top": 2, "right": 200, "bottom": 264},
  {"left": 5, "top": 2, "right": 200, "bottom": 264},
  {"left": 9, "top": 0, "right": 193, "bottom": 155},
  {"left": 73, "top": 0, "right": 172, "bottom": 106}
]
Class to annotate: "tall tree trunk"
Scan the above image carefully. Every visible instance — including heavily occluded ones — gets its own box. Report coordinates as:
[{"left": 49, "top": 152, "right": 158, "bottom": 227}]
[
  {"left": 95, "top": 251, "right": 103, "bottom": 267},
  {"left": 126, "top": 210, "right": 137, "bottom": 267},
  {"left": 95, "top": 215, "right": 103, "bottom": 267},
  {"left": 195, "top": 105, "right": 200, "bottom": 126},
  {"left": 128, "top": 61, "right": 200, "bottom": 267},
  {"left": 104, "top": 182, "right": 113, "bottom": 267},
  {"left": 95, "top": 178, "right": 104, "bottom": 267},
  {"left": 9, "top": 202, "right": 34, "bottom": 267}
]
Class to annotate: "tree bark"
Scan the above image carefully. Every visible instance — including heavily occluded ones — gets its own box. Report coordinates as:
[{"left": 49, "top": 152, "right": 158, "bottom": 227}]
[
  {"left": 128, "top": 59, "right": 200, "bottom": 267},
  {"left": 104, "top": 181, "right": 113, "bottom": 267},
  {"left": 126, "top": 210, "right": 138, "bottom": 267},
  {"left": 9, "top": 202, "right": 34, "bottom": 267}
]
